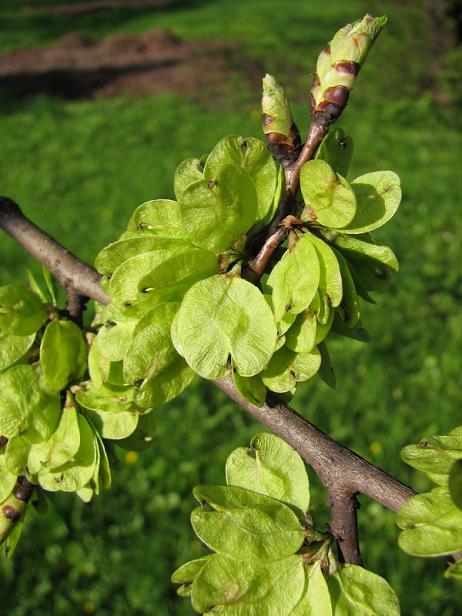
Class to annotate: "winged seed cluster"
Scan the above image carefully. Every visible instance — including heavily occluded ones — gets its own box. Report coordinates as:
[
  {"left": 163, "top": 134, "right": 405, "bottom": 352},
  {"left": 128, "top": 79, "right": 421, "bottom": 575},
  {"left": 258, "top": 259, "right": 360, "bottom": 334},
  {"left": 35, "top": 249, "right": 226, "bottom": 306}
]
[
  {"left": 172, "top": 432, "right": 400, "bottom": 614},
  {"left": 397, "top": 425, "right": 462, "bottom": 579},
  {"left": 93, "top": 131, "right": 402, "bottom": 409}
]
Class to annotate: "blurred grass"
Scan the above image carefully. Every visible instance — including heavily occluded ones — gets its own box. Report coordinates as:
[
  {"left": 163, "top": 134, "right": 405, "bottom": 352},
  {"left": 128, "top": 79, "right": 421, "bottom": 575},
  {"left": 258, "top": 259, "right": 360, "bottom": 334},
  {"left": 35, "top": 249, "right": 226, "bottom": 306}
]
[{"left": 1, "top": 1, "right": 462, "bottom": 615}]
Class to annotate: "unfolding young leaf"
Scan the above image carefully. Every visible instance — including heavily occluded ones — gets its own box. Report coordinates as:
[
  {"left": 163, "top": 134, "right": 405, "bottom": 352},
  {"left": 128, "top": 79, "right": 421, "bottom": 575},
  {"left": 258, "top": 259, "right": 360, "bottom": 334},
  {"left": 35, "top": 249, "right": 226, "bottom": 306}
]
[
  {"left": 174, "top": 276, "right": 277, "bottom": 379},
  {"left": 266, "top": 235, "right": 320, "bottom": 322},
  {"left": 327, "top": 564, "right": 400, "bottom": 615},
  {"left": 191, "top": 485, "right": 305, "bottom": 562},
  {"left": 225, "top": 433, "right": 310, "bottom": 513}
]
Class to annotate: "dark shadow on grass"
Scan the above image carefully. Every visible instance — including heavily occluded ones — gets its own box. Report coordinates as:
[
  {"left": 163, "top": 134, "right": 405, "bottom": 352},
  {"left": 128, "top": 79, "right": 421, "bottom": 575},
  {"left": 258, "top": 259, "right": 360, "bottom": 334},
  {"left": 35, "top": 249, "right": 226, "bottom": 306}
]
[{"left": 0, "top": 58, "right": 181, "bottom": 100}]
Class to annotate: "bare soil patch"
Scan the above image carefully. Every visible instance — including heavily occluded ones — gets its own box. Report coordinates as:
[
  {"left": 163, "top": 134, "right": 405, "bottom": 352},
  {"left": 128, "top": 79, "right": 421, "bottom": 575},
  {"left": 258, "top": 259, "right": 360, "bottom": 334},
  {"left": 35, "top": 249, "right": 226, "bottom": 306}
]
[{"left": 0, "top": 28, "right": 261, "bottom": 101}]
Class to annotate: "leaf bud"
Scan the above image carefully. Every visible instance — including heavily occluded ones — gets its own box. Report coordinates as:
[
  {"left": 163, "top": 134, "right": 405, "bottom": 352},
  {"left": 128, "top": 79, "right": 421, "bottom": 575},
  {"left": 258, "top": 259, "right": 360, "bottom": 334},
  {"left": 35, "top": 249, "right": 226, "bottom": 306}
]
[
  {"left": 311, "top": 14, "right": 387, "bottom": 124},
  {"left": 262, "top": 74, "right": 301, "bottom": 166}
]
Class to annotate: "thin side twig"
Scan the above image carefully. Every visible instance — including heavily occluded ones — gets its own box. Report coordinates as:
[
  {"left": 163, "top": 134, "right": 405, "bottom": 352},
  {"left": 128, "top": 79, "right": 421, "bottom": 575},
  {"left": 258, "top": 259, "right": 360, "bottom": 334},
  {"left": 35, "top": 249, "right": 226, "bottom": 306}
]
[
  {"left": 246, "top": 121, "right": 328, "bottom": 281},
  {"left": 329, "top": 489, "right": 363, "bottom": 565}
]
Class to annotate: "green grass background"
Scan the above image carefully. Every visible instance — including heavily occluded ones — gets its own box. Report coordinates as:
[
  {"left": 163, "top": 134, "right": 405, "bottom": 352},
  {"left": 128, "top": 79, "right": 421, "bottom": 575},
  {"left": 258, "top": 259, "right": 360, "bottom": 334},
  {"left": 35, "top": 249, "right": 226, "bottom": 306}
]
[{"left": 1, "top": 0, "right": 461, "bottom": 614}]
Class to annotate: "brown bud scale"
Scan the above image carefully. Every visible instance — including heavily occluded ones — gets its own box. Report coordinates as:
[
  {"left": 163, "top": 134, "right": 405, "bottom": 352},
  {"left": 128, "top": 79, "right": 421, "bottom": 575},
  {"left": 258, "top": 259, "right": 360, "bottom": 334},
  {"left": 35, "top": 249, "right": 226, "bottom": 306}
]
[
  {"left": 2, "top": 505, "right": 21, "bottom": 522},
  {"left": 334, "top": 61, "right": 360, "bottom": 76}
]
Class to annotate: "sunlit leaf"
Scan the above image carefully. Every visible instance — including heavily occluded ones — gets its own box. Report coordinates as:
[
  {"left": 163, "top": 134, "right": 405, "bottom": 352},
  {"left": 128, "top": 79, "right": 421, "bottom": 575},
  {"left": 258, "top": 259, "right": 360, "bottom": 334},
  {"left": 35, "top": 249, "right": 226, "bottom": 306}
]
[
  {"left": 266, "top": 235, "right": 320, "bottom": 322},
  {"left": 174, "top": 276, "right": 276, "bottom": 379},
  {"left": 179, "top": 165, "right": 257, "bottom": 253},
  {"left": 340, "top": 171, "right": 401, "bottom": 234},
  {"left": 127, "top": 199, "right": 189, "bottom": 238},
  {"left": 191, "top": 485, "right": 305, "bottom": 562},
  {"left": 191, "top": 553, "right": 305, "bottom": 614},
  {"left": 0, "top": 284, "right": 47, "bottom": 336},
  {"left": 327, "top": 564, "right": 400, "bottom": 615},
  {"left": 397, "top": 488, "right": 462, "bottom": 556},
  {"left": 174, "top": 158, "right": 204, "bottom": 201},
  {"left": 0, "top": 331, "right": 35, "bottom": 373},
  {"left": 300, "top": 160, "right": 356, "bottom": 229},
  {"left": 315, "top": 127, "right": 353, "bottom": 177},
  {"left": 262, "top": 346, "right": 321, "bottom": 393},
  {"left": 40, "top": 320, "right": 87, "bottom": 394},
  {"left": 204, "top": 135, "right": 279, "bottom": 226},
  {"left": 225, "top": 433, "right": 310, "bottom": 512}
]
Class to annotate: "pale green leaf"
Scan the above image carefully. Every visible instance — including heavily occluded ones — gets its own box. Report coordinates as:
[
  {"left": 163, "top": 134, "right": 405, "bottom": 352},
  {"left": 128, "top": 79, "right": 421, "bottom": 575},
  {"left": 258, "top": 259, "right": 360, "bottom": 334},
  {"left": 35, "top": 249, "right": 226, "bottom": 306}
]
[
  {"left": 135, "top": 357, "right": 195, "bottom": 410},
  {"left": 332, "top": 234, "right": 399, "bottom": 273},
  {"left": 0, "top": 284, "right": 47, "bottom": 336},
  {"left": 267, "top": 235, "right": 320, "bottom": 322},
  {"left": 232, "top": 371, "right": 266, "bottom": 408},
  {"left": 0, "top": 365, "right": 60, "bottom": 440},
  {"left": 179, "top": 165, "right": 257, "bottom": 253},
  {"left": 0, "top": 331, "right": 35, "bottom": 373},
  {"left": 191, "top": 553, "right": 305, "bottom": 614},
  {"left": 95, "top": 236, "right": 189, "bottom": 276},
  {"left": 318, "top": 342, "right": 336, "bottom": 389},
  {"left": 204, "top": 135, "right": 279, "bottom": 226},
  {"left": 225, "top": 433, "right": 310, "bottom": 513},
  {"left": 397, "top": 488, "right": 462, "bottom": 556},
  {"left": 40, "top": 320, "right": 87, "bottom": 394},
  {"left": 109, "top": 247, "right": 188, "bottom": 307},
  {"left": 262, "top": 346, "right": 321, "bottom": 393},
  {"left": 305, "top": 233, "right": 343, "bottom": 307},
  {"left": 401, "top": 433, "right": 462, "bottom": 487},
  {"left": 0, "top": 455, "right": 16, "bottom": 502},
  {"left": 174, "top": 276, "right": 277, "bottom": 379},
  {"left": 285, "top": 300, "right": 319, "bottom": 354},
  {"left": 96, "top": 318, "right": 137, "bottom": 363},
  {"left": 172, "top": 556, "right": 211, "bottom": 585},
  {"left": 327, "top": 564, "right": 400, "bottom": 615},
  {"left": 139, "top": 248, "right": 218, "bottom": 298},
  {"left": 116, "top": 411, "right": 156, "bottom": 451},
  {"left": 76, "top": 381, "right": 136, "bottom": 414},
  {"left": 449, "top": 460, "right": 462, "bottom": 509},
  {"left": 292, "top": 562, "right": 332, "bottom": 616},
  {"left": 333, "top": 250, "right": 360, "bottom": 328},
  {"left": 191, "top": 485, "right": 305, "bottom": 562},
  {"left": 28, "top": 403, "right": 81, "bottom": 474},
  {"left": 174, "top": 158, "right": 204, "bottom": 201},
  {"left": 127, "top": 199, "right": 188, "bottom": 238},
  {"left": 38, "top": 415, "right": 98, "bottom": 493},
  {"left": 341, "top": 171, "right": 402, "bottom": 234},
  {"left": 124, "top": 303, "right": 179, "bottom": 383},
  {"left": 315, "top": 127, "right": 353, "bottom": 177},
  {"left": 4, "top": 436, "right": 29, "bottom": 475},
  {"left": 300, "top": 160, "right": 356, "bottom": 229}
]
